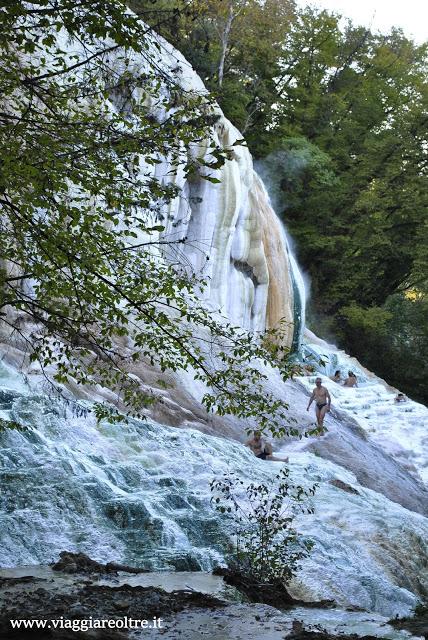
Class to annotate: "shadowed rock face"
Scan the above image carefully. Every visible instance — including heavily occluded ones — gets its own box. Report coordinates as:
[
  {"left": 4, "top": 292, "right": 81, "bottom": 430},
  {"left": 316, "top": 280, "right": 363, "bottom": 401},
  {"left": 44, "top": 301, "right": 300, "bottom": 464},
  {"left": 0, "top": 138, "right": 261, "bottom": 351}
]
[
  {"left": 302, "top": 419, "right": 428, "bottom": 516},
  {"left": 51, "top": 552, "right": 149, "bottom": 575}
]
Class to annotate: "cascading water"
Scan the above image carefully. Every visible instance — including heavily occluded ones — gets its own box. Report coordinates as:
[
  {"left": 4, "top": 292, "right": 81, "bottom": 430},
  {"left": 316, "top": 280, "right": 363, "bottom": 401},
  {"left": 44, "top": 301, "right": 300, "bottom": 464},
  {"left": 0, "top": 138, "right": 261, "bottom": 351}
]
[
  {"left": 1, "top": 21, "right": 428, "bottom": 631},
  {"left": 281, "top": 228, "right": 306, "bottom": 355},
  {"left": 298, "top": 335, "right": 428, "bottom": 484},
  {"left": 0, "top": 360, "right": 427, "bottom": 618},
  {"left": 253, "top": 158, "right": 306, "bottom": 354},
  {"left": 251, "top": 175, "right": 294, "bottom": 344}
]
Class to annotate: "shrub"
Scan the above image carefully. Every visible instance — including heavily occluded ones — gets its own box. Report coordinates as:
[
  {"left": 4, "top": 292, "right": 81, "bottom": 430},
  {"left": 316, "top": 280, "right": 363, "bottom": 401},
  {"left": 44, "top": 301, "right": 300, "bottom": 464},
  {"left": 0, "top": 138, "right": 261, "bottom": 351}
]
[{"left": 210, "top": 467, "right": 316, "bottom": 584}]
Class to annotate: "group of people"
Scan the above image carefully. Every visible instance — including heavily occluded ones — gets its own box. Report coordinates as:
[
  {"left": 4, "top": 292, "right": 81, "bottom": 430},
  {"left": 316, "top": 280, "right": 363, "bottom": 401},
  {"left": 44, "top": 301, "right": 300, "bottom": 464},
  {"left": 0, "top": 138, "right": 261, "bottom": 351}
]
[
  {"left": 305, "top": 370, "right": 358, "bottom": 429},
  {"left": 305, "top": 370, "right": 356, "bottom": 429},
  {"left": 247, "top": 375, "right": 335, "bottom": 461},
  {"left": 246, "top": 367, "right": 408, "bottom": 463},
  {"left": 330, "top": 370, "right": 358, "bottom": 387}
]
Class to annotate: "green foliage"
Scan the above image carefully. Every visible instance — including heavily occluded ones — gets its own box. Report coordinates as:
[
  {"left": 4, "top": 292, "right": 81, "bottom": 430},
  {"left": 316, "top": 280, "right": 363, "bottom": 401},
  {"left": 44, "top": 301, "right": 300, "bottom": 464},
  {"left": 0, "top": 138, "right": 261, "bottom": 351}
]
[
  {"left": 272, "top": 11, "right": 428, "bottom": 309},
  {"left": 151, "top": 1, "right": 428, "bottom": 399},
  {"left": 0, "top": 418, "right": 27, "bottom": 433},
  {"left": 257, "top": 137, "right": 337, "bottom": 217},
  {"left": 339, "top": 294, "right": 428, "bottom": 404},
  {"left": 269, "top": 14, "right": 428, "bottom": 401},
  {"left": 133, "top": 0, "right": 295, "bottom": 140},
  {"left": 210, "top": 468, "right": 315, "bottom": 583},
  {"left": 0, "top": 0, "right": 299, "bottom": 433},
  {"left": 340, "top": 304, "right": 392, "bottom": 334}
]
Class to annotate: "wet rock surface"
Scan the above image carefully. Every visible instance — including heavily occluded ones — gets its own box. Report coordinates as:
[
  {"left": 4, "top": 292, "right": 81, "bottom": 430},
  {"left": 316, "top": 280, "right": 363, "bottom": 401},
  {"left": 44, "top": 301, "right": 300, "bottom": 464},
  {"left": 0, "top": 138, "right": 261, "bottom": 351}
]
[
  {"left": 214, "top": 568, "right": 334, "bottom": 609},
  {"left": 329, "top": 479, "right": 360, "bottom": 495},
  {"left": 0, "top": 571, "right": 224, "bottom": 638},
  {"left": 0, "top": 559, "right": 423, "bottom": 640},
  {"left": 51, "top": 552, "right": 150, "bottom": 575},
  {"left": 286, "top": 621, "right": 380, "bottom": 640},
  {"left": 304, "top": 421, "right": 428, "bottom": 516},
  {"left": 390, "top": 604, "right": 428, "bottom": 638},
  {"left": 1, "top": 358, "right": 427, "bottom": 615}
]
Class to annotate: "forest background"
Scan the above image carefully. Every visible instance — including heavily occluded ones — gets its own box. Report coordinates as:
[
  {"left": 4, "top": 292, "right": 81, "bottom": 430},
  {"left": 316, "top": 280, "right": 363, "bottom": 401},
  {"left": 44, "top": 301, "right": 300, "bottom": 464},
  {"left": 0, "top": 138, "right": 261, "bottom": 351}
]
[{"left": 135, "top": 0, "right": 428, "bottom": 403}]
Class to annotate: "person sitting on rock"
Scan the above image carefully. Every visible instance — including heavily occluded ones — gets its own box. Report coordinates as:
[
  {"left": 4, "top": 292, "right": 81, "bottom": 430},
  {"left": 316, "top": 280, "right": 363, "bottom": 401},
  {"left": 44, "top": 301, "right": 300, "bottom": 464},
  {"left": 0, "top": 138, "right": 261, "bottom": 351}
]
[
  {"left": 330, "top": 370, "right": 341, "bottom": 383},
  {"left": 343, "top": 371, "right": 358, "bottom": 388},
  {"left": 246, "top": 431, "right": 289, "bottom": 462}
]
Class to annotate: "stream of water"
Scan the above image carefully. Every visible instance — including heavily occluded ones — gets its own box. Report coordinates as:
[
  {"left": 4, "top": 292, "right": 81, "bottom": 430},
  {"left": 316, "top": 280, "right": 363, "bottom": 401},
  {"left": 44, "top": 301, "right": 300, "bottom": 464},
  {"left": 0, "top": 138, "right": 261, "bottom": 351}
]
[{"left": 1, "top": 359, "right": 427, "bottom": 618}]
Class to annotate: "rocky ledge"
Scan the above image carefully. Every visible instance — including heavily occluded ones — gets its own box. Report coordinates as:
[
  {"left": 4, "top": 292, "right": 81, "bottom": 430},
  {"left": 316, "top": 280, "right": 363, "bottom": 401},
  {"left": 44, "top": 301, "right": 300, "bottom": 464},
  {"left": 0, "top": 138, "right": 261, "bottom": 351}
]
[{"left": 0, "top": 554, "right": 425, "bottom": 640}]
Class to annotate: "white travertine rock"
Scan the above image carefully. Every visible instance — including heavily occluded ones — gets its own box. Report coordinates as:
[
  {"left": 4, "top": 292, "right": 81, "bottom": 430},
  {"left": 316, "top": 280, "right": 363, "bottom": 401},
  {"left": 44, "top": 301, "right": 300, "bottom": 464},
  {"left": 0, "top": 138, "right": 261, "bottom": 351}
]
[{"left": 107, "top": 32, "right": 299, "bottom": 338}]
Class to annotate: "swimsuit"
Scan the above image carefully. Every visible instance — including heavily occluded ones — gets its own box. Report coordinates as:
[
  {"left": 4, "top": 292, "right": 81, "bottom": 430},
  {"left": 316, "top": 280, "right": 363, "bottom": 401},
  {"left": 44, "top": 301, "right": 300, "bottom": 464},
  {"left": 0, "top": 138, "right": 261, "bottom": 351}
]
[
  {"left": 256, "top": 450, "right": 268, "bottom": 460},
  {"left": 316, "top": 402, "right": 327, "bottom": 410}
]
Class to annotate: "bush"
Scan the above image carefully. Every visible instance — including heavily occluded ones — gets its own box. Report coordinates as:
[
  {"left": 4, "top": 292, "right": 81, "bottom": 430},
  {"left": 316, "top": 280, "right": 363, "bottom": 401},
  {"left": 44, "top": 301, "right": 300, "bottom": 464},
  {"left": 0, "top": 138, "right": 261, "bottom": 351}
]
[{"left": 210, "top": 467, "right": 316, "bottom": 584}]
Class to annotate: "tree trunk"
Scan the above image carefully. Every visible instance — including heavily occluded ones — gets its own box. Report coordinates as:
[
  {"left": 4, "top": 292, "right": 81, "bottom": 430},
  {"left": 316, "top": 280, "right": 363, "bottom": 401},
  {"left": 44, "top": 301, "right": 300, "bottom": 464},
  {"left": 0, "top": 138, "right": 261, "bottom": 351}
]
[{"left": 218, "top": 2, "right": 234, "bottom": 87}]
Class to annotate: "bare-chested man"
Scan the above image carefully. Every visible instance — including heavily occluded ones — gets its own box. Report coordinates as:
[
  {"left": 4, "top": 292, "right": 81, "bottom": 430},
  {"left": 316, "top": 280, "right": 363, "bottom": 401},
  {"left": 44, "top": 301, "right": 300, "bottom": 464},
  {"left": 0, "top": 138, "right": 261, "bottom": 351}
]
[
  {"left": 307, "top": 377, "right": 331, "bottom": 428},
  {"left": 246, "top": 431, "right": 289, "bottom": 462}
]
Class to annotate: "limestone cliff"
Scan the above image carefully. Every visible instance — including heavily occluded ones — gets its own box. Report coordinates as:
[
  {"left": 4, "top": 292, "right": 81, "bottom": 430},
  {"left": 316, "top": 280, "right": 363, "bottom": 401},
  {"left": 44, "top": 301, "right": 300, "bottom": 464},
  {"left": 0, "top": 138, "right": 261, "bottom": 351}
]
[{"left": 107, "top": 33, "right": 300, "bottom": 342}]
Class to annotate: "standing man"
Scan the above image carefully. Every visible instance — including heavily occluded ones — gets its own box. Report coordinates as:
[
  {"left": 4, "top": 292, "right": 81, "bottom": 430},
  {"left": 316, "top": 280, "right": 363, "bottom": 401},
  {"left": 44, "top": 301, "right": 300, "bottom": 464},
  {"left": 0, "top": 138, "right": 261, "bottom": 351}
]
[{"left": 307, "top": 377, "right": 331, "bottom": 429}]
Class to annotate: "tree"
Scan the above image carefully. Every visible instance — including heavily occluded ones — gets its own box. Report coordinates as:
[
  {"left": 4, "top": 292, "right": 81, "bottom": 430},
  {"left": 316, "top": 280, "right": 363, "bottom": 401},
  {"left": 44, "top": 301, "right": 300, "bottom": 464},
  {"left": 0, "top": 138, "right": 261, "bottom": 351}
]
[
  {"left": 210, "top": 468, "right": 315, "bottom": 584},
  {"left": 207, "top": 0, "right": 248, "bottom": 88},
  {"left": 134, "top": 0, "right": 295, "bottom": 137},
  {"left": 253, "top": 8, "right": 428, "bottom": 398},
  {"left": 271, "top": 11, "right": 427, "bottom": 392},
  {"left": 338, "top": 294, "right": 428, "bottom": 404},
  {"left": 0, "top": 0, "right": 298, "bottom": 433}
]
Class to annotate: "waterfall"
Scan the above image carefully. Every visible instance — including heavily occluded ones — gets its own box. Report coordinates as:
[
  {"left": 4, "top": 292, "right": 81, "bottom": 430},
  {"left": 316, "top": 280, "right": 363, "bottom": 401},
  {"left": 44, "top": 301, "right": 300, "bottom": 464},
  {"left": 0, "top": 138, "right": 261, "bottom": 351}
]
[
  {"left": 251, "top": 174, "right": 294, "bottom": 344},
  {"left": 1, "top": 20, "right": 428, "bottom": 628},
  {"left": 281, "top": 227, "right": 306, "bottom": 354},
  {"left": 0, "top": 360, "right": 426, "bottom": 617},
  {"left": 141, "top": 118, "right": 304, "bottom": 341},
  {"left": 249, "top": 174, "right": 306, "bottom": 351},
  {"left": 101, "top": 32, "right": 299, "bottom": 341}
]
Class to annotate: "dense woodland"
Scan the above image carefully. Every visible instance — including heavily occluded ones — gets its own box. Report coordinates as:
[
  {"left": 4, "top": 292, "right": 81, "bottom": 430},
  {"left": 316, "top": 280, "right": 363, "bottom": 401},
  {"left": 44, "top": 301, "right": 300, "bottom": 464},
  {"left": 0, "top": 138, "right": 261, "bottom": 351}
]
[{"left": 136, "top": 0, "right": 428, "bottom": 403}]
